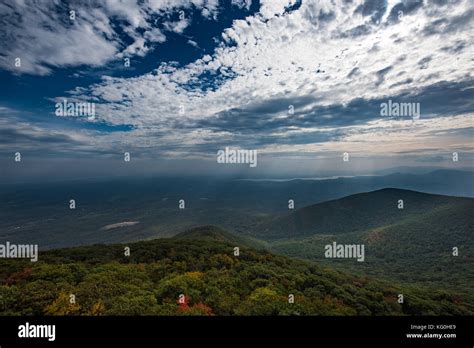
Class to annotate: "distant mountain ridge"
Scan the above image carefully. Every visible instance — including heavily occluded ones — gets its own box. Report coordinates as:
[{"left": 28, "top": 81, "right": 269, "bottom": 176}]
[
  {"left": 0, "top": 170, "right": 472, "bottom": 249},
  {"left": 254, "top": 188, "right": 473, "bottom": 240},
  {"left": 266, "top": 189, "right": 474, "bottom": 298}
]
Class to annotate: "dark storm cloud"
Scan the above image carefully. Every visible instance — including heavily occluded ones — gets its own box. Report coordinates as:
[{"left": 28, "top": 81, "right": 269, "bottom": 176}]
[{"left": 193, "top": 80, "right": 474, "bottom": 137}]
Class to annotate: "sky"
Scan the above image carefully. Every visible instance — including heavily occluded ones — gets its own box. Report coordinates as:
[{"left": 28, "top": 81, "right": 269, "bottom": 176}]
[{"left": 0, "top": 0, "right": 473, "bottom": 181}]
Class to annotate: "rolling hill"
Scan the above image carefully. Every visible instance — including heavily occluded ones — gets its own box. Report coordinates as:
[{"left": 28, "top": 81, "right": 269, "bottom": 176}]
[
  {"left": 0, "top": 226, "right": 472, "bottom": 316},
  {"left": 263, "top": 189, "right": 474, "bottom": 296},
  {"left": 254, "top": 188, "right": 473, "bottom": 239}
]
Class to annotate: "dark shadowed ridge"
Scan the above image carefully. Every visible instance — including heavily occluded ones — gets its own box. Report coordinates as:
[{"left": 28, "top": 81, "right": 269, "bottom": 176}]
[{"left": 254, "top": 188, "right": 474, "bottom": 240}]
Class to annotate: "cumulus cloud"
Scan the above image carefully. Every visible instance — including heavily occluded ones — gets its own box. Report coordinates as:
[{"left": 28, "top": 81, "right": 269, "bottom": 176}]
[
  {"left": 53, "top": 0, "right": 472, "bottom": 158},
  {"left": 0, "top": 0, "right": 221, "bottom": 75}
]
